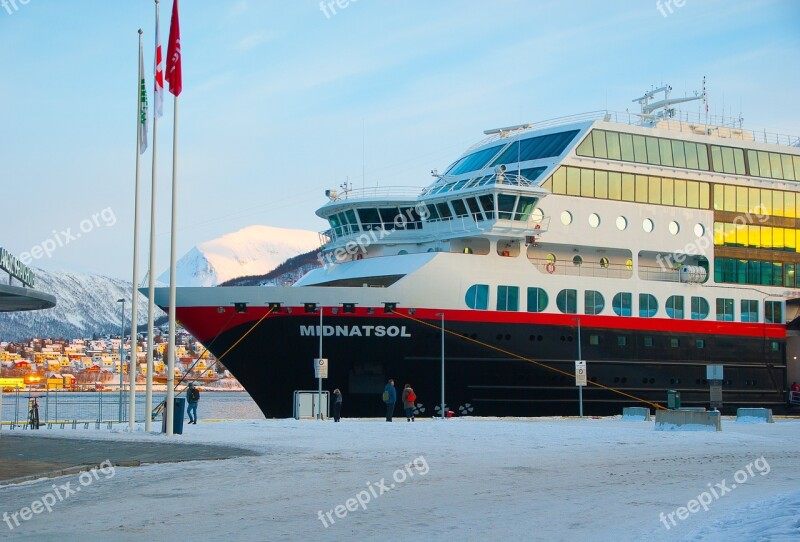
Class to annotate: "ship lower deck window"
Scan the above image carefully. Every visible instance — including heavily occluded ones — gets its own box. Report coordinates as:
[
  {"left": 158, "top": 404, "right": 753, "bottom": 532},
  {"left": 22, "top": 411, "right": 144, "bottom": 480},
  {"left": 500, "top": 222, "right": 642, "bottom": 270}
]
[
  {"left": 643, "top": 336, "right": 654, "bottom": 347},
  {"left": 716, "top": 298, "right": 734, "bottom": 321},
  {"left": 527, "top": 287, "right": 548, "bottom": 313},
  {"left": 584, "top": 290, "right": 604, "bottom": 315},
  {"left": 765, "top": 301, "right": 783, "bottom": 324},
  {"left": 666, "top": 295, "right": 684, "bottom": 319},
  {"left": 556, "top": 289, "right": 577, "bottom": 314},
  {"left": 691, "top": 297, "right": 710, "bottom": 320},
  {"left": 589, "top": 334, "right": 599, "bottom": 345},
  {"left": 496, "top": 286, "right": 519, "bottom": 312},
  {"left": 465, "top": 284, "right": 489, "bottom": 310},
  {"left": 617, "top": 336, "right": 628, "bottom": 346},
  {"left": 612, "top": 292, "right": 632, "bottom": 316},
  {"left": 696, "top": 339, "right": 705, "bottom": 349},
  {"left": 670, "top": 338, "right": 680, "bottom": 348},
  {"left": 639, "top": 293, "right": 658, "bottom": 318},
  {"left": 741, "top": 300, "right": 759, "bottom": 322}
]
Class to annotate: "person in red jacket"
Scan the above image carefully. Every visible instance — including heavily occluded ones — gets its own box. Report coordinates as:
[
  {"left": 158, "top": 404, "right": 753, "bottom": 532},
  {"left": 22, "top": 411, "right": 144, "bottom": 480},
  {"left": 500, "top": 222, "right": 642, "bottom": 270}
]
[{"left": 402, "top": 383, "right": 416, "bottom": 422}]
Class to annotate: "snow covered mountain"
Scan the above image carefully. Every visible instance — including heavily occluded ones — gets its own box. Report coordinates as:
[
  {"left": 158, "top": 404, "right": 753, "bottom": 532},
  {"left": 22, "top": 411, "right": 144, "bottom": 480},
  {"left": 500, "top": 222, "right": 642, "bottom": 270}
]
[
  {"left": 0, "top": 269, "right": 155, "bottom": 341},
  {"left": 159, "top": 225, "right": 321, "bottom": 287}
]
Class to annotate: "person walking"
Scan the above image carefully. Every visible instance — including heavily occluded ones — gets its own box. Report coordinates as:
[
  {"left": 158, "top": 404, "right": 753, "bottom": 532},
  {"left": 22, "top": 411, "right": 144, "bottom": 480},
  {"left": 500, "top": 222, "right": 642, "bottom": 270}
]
[
  {"left": 383, "top": 379, "right": 396, "bottom": 422},
  {"left": 402, "top": 383, "right": 416, "bottom": 422},
  {"left": 186, "top": 382, "right": 200, "bottom": 424},
  {"left": 333, "top": 388, "right": 343, "bottom": 422}
]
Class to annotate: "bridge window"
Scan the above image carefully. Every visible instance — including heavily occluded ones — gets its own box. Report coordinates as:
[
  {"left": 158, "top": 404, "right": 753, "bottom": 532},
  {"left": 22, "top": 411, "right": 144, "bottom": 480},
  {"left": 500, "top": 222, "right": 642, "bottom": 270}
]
[
  {"left": 478, "top": 195, "right": 495, "bottom": 220},
  {"left": 465, "top": 284, "right": 489, "bottom": 310},
  {"left": 498, "top": 194, "right": 517, "bottom": 220},
  {"left": 435, "top": 202, "right": 453, "bottom": 219},
  {"left": 451, "top": 199, "right": 469, "bottom": 218},
  {"left": 447, "top": 144, "right": 507, "bottom": 176},
  {"left": 357, "top": 208, "right": 381, "bottom": 230},
  {"left": 490, "top": 130, "right": 579, "bottom": 166},
  {"left": 465, "top": 198, "right": 485, "bottom": 221}
]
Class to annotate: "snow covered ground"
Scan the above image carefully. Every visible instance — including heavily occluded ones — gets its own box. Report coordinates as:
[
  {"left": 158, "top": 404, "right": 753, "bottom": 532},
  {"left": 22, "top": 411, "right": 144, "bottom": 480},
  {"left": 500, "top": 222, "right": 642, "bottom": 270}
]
[{"left": 2, "top": 417, "right": 799, "bottom": 541}]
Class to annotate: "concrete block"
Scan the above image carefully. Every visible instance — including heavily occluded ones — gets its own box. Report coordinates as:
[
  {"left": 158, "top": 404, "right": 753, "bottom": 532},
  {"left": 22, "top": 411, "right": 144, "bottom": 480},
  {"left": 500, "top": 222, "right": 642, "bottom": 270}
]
[
  {"left": 621, "top": 407, "right": 651, "bottom": 421},
  {"left": 655, "top": 409, "right": 721, "bottom": 432},
  {"left": 736, "top": 408, "right": 774, "bottom": 423}
]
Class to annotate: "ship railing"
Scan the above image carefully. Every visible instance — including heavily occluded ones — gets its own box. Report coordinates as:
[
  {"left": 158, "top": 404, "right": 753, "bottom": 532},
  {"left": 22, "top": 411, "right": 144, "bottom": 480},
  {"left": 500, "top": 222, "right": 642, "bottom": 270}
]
[
  {"left": 528, "top": 258, "right": 633, "bottom": 279},
  {"left": 326, "top": 186, "right": 423, "bottom": 202},
  {"left": 466, "top": 109, "right": 800, "bottom": 152}
]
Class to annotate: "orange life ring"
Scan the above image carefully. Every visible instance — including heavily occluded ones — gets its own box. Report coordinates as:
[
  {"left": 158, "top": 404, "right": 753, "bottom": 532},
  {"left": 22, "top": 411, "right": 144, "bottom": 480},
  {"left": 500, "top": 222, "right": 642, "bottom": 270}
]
[{"left": 545, "top": 262, "right": 556, "bottom": 274}]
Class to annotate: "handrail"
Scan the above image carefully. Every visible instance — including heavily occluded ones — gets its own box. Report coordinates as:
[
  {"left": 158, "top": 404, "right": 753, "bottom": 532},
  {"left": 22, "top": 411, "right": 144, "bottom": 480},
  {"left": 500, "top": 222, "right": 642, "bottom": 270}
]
[{"left": 326, "top": 186, "right": 423, "bottom": 202}]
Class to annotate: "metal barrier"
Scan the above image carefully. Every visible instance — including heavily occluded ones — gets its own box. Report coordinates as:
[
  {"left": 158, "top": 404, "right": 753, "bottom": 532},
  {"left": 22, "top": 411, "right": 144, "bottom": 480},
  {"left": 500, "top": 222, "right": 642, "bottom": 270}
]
[{"left": 0, "top": 389, "right": 168, "bottom": 429}]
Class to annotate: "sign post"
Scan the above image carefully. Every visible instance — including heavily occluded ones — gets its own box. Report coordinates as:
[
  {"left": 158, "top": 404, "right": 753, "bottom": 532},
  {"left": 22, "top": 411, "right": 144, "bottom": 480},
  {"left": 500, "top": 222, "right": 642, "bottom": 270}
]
[
  {"left": 314, "top": 358, "right": 328, "bottom": 419},
  {"left": 575, "top": 360, "right": 586, "bottom": 418},
  {"left": 707, "top": 365, "right": 723, "bottom": 410}
]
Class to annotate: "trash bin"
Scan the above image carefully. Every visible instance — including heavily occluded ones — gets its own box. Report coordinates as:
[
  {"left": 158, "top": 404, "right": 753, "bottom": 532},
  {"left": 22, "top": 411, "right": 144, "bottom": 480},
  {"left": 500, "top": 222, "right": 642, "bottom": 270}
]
[
  {"left": 161, "top": 397, "right": 186, "bottom": 434},
  {"left": 667, "top": 390, "right": 681, "bottom": 410},
  {"left": 446, "top": 410, "right": 454, "bottom": 418}
]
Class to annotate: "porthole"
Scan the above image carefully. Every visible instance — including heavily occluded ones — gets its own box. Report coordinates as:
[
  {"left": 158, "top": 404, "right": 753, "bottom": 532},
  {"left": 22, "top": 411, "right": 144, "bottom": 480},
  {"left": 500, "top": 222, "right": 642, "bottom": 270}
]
[
  {"left": 668, "top": 221, "right": 680, "bottom": 235},
  {"left": 649, "top": 378, "right": 655, "bottom": 384},
  {"left": 561, "top": 211, "right": 573, "bottom": 225},
  {"left": 532, "top": 208, "right": 544, "bottom": 222},
  {"left": 573, "top": 255, "right": 583, "bottom": 266},
  {"left": 694, "top": 223, "right": 705, "bottom": 238},
  {"left": 616, "top": 216, "right": 627, "bottom": 231},
  {"left": 588, "top": 213, "right": 601, "bottom": 228},
  {"left": 643, "top": 218, "right": 654, "bottom": 233}
]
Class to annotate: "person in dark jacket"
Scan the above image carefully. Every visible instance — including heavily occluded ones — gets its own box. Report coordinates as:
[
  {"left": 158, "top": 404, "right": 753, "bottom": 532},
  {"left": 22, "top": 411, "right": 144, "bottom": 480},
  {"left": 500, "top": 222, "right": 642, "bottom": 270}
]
[
  {"left": 333, "top": 388, "right": 343, "bottom": 422},
  {"left": 383, "top": 379, "right": 396, "bottom": 422},
  {"left": 186, "top": 383, "right": 200, "bottom": 424},
  {"left": 402, "top": 383, "right": 416, "bottom": 422}
]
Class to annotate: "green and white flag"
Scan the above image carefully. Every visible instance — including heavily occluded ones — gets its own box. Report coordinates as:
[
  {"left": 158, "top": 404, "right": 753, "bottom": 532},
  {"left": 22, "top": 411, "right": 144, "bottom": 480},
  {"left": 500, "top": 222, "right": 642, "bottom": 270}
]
[{"left": 138, "top": 38, "right": 149, "bottom": 154}]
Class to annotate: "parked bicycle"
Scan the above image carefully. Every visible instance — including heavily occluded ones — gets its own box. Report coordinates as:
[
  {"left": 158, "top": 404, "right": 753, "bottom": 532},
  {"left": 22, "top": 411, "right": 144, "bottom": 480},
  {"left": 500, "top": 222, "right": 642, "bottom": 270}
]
[{"left": 27, "top": 395, "right": 41, "bottom": 429}]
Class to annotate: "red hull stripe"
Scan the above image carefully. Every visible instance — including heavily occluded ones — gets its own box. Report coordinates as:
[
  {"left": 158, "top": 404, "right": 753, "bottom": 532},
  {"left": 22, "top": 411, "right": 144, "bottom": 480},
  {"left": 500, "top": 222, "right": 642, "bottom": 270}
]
[{"left": 172, "top": 305, "right": 786, "bottom": 343}]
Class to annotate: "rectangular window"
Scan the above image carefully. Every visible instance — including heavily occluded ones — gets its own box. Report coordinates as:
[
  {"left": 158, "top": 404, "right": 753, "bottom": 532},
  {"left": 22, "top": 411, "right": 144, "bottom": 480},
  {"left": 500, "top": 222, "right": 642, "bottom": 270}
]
[
  {"left": 747, "top": 150, "right": 759, "bottom": 176},
  {"left": 770, "top": 153, "right": 783, "bottom": 179},
  {"left": 758, "top": 151, "right": 771, "bottom": 178},
  {"left": 644, "top": 336, "right": 654, "bottom": 347},
  {"left": 595, "top": 170, "right": 608, "bottom": 199},
  {"left": 566, "top": 168, "right": 580, "bottom": 196},
  {"left": 451, "top": 199, "right": 469, "bottom": 217},
  {"left": 700, "top": 182, "right": 710, "bottom": 209},
  {"left": 527, "top": 287, "right": 547, "bottom": 313},
  {"left": 697, "top": 144, "right": 709, "bottom": 170},
  {"left": 661, "top": 177, "right": 674, "bottom": 206},
  {"left": 497, "top": 194, "right": 517, "bottom": 220},
  {"left": 632, "top": 135, "right": 647, "bottom": 163},
  {"left": 716, "top": 298, "right": 734, "bottom": 321},
  {"left": 658, "top": 139, "right": 673, "bottom": 166},
  {"left": 724, "top": 184, "right": 736, "bottom": 212},
  {"left": 648, "top": 177, "right": 661, "bottom": 205},
  {"left": 589, "top": 334, "right": 600, "bottom": 346},
  {"left": 741, "top": 299, "right": 758, "bottom": 322},
  {"left": 621, "top": 174, "right": 635, "bottom": 202},
  {"left": 635, "top": 175, "right": 648, "bottom": 203},
  {"left": 711, "top": 145, "right": 723, "bottom": 172},
  {"left": 645, "top": 137, "right": 660, "bottom": 165},
  {"left": 606, "top": 131, "right": 621, "bottom": 160},
  {"left": 617, "top": 336, "right": 628, "bottom": 347},
  {"left": 773, "top": 190, "right": 784, "bottom": 217},
  {"left": 466, "top": 284, "right": 489, "bottom": 310},
  {"left": 478, "top": 194, "right": 495, "bottom": 219},
  {"left": 670, "top": 338, "right": 680, "bottom": 348},
  {"left": 592, "top": 130, "right": 608, "bottom": 158},
  {"left": 434, "top": 202, "right": 452, "bottom": 219},
  {"left": 733, "top": 148, "right": 746, "bottom": 175},
  {"left": 713, "top": 184, "right": 723, "bottom": 211},
  {"left": 686, "top": 181, "right": 700, "bottom": 208},
  {"left": 674, "top": 179, "right": 687, "bottom": 207},
  {"left": 580, "top": 169, "right": 595, "bottom": 197},
  {"left": 685, "top": 142, "right": 699, "bottom": 169},
  {"left": 496, "top": 285, "right": 519, "bottom": 311},
  {"left": 552, "top": 167, "right": 567, "bottom": 194},
  {"left": 781, "top": 154, "right": 795, "bottom": 181},
  {"left": 765, "top": 300, "right": 783, "bottom": 323},
  {"left": 672, "top": 140, "right": 686, "bottom": 168},
  {"left": 576, "top": 135, "right": 593, "bottom": 157},
  {"left": 619, "top": 133, "right": 635, "bottom": 162},
  {"left": 696, "top": 339, "right": 705, "bottom": 349},
  {"left": 608, "top": 172, "right": 622, "bottom": 200}
]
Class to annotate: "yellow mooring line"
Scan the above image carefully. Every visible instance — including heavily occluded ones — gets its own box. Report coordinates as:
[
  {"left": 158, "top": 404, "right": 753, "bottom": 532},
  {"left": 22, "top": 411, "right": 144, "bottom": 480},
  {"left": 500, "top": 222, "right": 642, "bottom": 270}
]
[{"left": 390, "top": 309, "right": 667, "bottom": 412}]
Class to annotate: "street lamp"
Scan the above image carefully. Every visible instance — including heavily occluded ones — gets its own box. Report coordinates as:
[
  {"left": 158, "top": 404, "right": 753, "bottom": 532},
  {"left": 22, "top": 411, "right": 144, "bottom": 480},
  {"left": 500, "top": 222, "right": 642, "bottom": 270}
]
[
  {"left": 117, "top": 298, "right": 125, "bottom": 423},
  {"left": 436, "top": 312, "right": 445, "bottom": 419},
  {"left": 305, "top": 303, "right": 324, "bottom": 420}
]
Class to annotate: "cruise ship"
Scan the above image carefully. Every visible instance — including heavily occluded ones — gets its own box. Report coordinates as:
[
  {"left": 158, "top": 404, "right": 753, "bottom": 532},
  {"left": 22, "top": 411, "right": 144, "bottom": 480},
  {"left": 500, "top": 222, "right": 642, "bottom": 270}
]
[{"left": 153, "top": 85, "right": 800, "bottom": 418}]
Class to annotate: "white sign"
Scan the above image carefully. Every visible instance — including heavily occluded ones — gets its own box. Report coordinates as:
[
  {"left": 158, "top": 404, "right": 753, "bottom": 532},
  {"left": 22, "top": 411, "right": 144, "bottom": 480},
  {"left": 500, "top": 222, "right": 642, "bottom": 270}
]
[
  {"left": 575, "top": 360, "right": 587, "bottom": 387},
  {"left": 314, "top": 358, "right": 328, "bottom": 379},
  {"left": 706, "top": 365, "right": 723, "bottom": 381}
]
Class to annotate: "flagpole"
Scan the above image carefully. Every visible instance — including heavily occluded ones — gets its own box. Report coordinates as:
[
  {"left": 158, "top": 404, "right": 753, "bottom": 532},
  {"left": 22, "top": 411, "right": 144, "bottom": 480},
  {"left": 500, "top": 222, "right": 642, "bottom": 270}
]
[
  {"left": 145, "top": 0, "right": 162, "bottom": 433},
  {"left": 166, "top": 93, "right": 178, "bottom": 436},
  {"left": 165, "top": 0, "right": 182, "bottom": 436},
  {"left": 129, "top": 29, "right": 144, "bottom": 432}
]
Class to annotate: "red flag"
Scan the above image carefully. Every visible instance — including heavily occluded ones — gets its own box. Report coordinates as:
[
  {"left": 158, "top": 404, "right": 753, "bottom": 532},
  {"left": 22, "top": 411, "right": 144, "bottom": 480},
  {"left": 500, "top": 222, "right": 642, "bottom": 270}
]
[{"left": 165, "top": 0, "right": 182, "bottom": 96}]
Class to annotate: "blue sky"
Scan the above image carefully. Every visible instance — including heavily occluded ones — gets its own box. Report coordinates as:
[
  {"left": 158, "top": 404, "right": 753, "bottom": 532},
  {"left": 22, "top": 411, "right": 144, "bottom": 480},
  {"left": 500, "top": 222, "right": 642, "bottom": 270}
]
[{"left": 1, "top": 0, "right": 798, "bottom": 279}]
